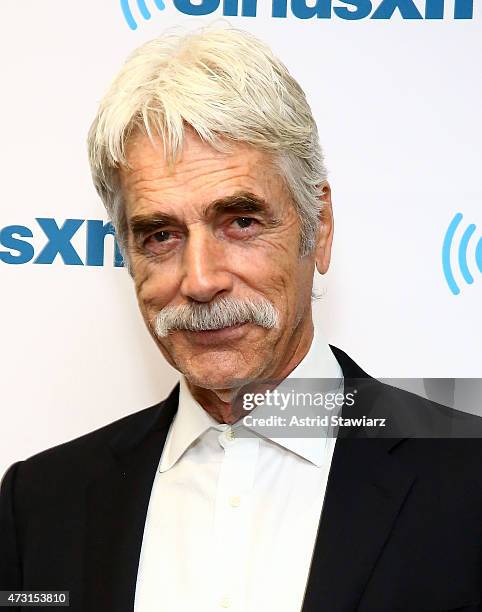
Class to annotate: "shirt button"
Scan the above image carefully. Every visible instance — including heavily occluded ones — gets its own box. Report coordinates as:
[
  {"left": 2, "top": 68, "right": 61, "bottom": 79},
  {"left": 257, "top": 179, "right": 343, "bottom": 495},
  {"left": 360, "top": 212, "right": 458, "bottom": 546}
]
[
  {"left": 220, "top": 596, "right": 231, "bottom": 608},
  {"left": 229, "top": 495, "right": 241, "bottom": 508},
  {"left": 226, "top": 428, "right": 235, "bottom": 441}
]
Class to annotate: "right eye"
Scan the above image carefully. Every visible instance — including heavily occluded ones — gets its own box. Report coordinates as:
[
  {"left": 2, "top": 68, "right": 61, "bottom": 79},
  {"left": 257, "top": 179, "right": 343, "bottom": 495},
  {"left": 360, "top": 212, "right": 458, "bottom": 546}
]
[
  {"left": 151, "top": 230, "right": 172, "bottom": 243},
  {"left": 143, "top": 230, "right": 181, "bottom": 255}
]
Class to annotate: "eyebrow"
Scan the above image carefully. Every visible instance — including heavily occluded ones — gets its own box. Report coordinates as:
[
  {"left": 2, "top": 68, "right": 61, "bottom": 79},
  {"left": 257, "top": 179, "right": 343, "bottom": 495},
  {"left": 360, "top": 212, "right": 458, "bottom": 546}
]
[
  {"left": 128, "top": 191, "right": 276, "bottom": 238},
  {"left": 206, "top": 192, "right": 270, "bottom": 217},
  {"left": 129, "top": 213, "right": 176, "bottom": 238}
]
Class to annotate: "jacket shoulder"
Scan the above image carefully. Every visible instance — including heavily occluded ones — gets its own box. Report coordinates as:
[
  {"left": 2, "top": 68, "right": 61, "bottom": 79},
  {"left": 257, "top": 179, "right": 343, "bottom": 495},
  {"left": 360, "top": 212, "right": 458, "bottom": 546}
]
[{"left": 8, "top": 397, "right": 172, "bottom": 486}]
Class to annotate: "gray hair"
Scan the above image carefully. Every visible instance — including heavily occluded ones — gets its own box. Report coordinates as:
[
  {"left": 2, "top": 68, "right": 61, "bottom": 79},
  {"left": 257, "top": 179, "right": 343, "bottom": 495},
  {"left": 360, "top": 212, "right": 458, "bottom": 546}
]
[
  {"left": 87, "top": 25, "right": 328, "bottom": 263},
  {"left": 154, "top": 295, "right": 279, "bottom": 338}
]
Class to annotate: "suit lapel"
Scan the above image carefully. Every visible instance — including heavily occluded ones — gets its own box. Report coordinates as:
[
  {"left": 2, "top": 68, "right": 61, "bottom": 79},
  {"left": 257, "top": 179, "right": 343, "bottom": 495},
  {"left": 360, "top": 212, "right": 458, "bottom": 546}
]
[
  {"left": 301, "top": 436, "right": 416, "bottom": 612},
  {"left": 301, "top": 347, "right": 417, "bottom": 612},
  {"left": 83, "top": 385, "right": 179, "bottom": 612}
]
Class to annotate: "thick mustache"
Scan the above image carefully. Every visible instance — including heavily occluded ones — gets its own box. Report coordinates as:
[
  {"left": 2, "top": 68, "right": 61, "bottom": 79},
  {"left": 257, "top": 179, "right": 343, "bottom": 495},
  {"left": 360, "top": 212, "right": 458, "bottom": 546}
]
[{"left": 153, "top": 296, "right": 279, "bottom": 338}]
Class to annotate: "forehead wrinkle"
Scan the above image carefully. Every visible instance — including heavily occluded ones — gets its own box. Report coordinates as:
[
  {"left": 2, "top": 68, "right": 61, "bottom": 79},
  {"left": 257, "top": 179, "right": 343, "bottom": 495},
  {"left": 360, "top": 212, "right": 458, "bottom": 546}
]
[
  {"left": 124, "top": 160, "right": 258, "bottom": 197},
  {"left": 126, "top": 169, "right": 269, "bottom": 216},
  {"left": 126, "top": 139, "right": 263, "bottom": 179},
  {"left": 171, "top": 161, "right": 258, "bottom": 192},
  {"left": 120, "top": 163, "right": 166, "bottom": 202},
  {"left": 127, "top": 171, "right": 262, "bottom": 215}
]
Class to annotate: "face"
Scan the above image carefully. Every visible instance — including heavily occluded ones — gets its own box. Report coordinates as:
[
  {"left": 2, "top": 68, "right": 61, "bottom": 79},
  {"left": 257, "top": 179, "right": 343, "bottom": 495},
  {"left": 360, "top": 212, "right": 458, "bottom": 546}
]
[{"left": 119, "top": 129, "right": 333, "bottom": 391}]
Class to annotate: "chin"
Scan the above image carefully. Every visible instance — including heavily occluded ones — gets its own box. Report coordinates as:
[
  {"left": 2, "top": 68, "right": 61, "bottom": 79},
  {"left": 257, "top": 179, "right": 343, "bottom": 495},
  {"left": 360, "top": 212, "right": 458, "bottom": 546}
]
[
  {"left": 183, "top": 368, "right": 249, "bottom": 391},
  {"left": 180, "top": 354, "right": 258, "bottom": 391}
]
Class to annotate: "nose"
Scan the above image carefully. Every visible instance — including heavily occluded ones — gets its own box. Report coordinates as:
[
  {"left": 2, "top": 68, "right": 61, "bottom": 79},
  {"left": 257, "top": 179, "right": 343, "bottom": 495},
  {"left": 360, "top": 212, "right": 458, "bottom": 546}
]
[{"left": 180, "top": 226, "right": 233, "bottom": 303}]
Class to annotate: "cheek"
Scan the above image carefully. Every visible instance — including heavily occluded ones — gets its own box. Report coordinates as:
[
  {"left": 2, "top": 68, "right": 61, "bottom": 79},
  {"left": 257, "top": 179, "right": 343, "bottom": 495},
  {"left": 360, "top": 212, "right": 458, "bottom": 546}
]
[
  {"left": 132, "top": 259, "right": 180, "bottom": 313},
  {"left": 229, "top": 243, "right": 302, "bottom": 305}
]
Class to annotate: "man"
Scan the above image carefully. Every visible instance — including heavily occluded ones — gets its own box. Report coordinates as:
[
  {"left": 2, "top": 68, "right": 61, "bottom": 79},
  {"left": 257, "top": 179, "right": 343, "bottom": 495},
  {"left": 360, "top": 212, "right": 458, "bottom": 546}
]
[{"left": 1, "top": 26, "right": 481, "bottom": 612}]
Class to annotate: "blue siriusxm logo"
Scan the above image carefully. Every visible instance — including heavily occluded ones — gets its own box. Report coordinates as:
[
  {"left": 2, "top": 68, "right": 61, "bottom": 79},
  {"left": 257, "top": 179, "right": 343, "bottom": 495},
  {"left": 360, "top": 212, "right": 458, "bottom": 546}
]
[
  {"left": 442, "top": 213, "right": 482, "bottom": 296},
  {"left": 120, "top": 0, "right": 474, "bottom": 28},
  {"left": 0, "top": 219, "right": 124, "bottom": 268}
]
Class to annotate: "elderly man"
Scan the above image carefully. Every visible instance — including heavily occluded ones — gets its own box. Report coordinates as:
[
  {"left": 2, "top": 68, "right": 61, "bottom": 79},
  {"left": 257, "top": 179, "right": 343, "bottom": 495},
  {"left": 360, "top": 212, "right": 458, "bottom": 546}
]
[{"left": 1, "top": 26, "right": 482, "bottom": 612}]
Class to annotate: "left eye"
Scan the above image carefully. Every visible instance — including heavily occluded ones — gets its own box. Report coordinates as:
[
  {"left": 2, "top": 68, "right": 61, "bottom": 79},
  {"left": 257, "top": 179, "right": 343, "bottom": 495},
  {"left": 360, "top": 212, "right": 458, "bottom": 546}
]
[{"left": 233, "top": 217, "right": 255, "bottom": 229}]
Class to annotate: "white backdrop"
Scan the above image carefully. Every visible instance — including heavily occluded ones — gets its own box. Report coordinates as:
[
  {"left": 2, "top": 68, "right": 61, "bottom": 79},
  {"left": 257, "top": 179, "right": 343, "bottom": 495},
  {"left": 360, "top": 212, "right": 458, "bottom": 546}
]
[{"left": 1, "top": 0, "right": 481, "bottom": 477}]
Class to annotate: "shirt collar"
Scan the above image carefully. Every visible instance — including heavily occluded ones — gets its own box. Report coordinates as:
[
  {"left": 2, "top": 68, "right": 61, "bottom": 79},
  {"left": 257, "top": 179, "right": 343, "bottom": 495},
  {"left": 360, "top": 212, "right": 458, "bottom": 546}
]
[
  {"left": 159, "top": 376, "right": 223, "bottom": 472},
  {"left": 159, "top": 324, "right": 343, "bottom": 472}
]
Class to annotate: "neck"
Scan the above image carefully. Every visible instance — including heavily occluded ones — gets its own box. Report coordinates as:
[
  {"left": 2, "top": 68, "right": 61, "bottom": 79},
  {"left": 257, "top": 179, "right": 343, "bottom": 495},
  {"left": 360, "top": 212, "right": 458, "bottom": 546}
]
[{"left": 187, "top": 319, "right": 315, "bottom": 424}]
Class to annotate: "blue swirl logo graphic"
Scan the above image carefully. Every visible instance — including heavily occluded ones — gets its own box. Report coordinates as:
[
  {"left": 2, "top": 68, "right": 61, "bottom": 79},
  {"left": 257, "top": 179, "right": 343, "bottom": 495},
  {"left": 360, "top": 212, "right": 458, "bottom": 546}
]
[
  {"left": 120, "top": 0, "right": 166, "bottom": 30},
  {"left": 442, "top": 213, "right": 482, "bottom": 295}
]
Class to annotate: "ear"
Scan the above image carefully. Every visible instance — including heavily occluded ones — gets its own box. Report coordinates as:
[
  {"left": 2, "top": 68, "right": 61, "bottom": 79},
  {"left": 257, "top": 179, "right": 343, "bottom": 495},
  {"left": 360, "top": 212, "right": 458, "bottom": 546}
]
[{"left": 315, "top": 182, "right": 334, "bottom": 275}]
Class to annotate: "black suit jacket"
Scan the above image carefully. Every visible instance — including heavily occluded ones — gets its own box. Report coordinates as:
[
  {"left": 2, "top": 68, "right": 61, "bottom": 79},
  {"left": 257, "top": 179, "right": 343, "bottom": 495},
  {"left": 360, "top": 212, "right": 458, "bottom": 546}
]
[{"left": 1, "top": 347, "right": 482, "bottom": 612}]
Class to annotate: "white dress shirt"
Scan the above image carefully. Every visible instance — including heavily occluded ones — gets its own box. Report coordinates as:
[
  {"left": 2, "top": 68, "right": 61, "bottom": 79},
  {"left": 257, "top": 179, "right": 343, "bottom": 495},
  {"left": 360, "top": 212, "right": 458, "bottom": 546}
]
[{"left": 134, "top": 327, "right": 343, "bottom": 612}]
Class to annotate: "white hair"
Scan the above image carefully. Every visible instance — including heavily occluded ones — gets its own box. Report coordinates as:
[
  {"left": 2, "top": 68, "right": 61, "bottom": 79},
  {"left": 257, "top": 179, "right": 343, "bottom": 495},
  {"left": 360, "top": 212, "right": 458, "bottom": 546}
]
[
  {"left": 154, "top": 295, "right": 279, "bottom": 338},
  {"left": 87, "top": 25, "right": 328, "bottom": 263}
]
